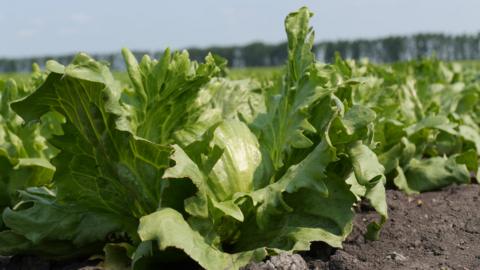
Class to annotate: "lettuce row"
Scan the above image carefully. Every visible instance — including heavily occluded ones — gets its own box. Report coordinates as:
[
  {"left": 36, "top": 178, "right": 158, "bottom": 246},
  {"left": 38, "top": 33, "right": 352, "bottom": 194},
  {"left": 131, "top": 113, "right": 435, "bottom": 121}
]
[
  {"left": 1, "top": 5, "right": 478, "bottom": 270},
  {"left": 0, "top": 7, "right": 387, "bottom": 269},
  {"left": 332, "top": 56, "right": 479, "bottom": 194}
]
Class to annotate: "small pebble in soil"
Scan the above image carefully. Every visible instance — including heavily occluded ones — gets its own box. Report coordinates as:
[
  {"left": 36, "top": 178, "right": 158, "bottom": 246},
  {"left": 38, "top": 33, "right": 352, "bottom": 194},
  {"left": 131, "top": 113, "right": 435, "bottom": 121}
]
[
  {"left": 464, "top": 217, "right": 480, "bottom": 233},
  {"left": 413, "top": 240, "right": 421, "bottom": 247},
  {"left": 386, "top": 252, "right": 407, "bottom": 261}
]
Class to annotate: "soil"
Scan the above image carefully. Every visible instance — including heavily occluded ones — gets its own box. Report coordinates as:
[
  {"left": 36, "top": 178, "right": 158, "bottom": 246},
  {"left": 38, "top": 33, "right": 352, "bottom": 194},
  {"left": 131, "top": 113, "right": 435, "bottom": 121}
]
[
  {"left": 342, "top": 183, "right": 480, "bottom": 270},
  {"left": 2, "top": 184, "right": 480, "bottom": 270},
  {"left": 324, "top": 183, "right": 480, "bottom": 270},
  {"left": 247, "top": 184, "right": 480, "bottom": 270},
  {"left": 0, "top": 255, "right": 102, "bottom": 270}
]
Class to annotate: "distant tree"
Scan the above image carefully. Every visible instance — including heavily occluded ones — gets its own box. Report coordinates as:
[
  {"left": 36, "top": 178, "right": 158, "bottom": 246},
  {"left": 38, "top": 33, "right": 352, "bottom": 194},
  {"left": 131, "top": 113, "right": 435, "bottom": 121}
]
[{"left": 1, "top": 33, "right": 479, "bottom": 72}]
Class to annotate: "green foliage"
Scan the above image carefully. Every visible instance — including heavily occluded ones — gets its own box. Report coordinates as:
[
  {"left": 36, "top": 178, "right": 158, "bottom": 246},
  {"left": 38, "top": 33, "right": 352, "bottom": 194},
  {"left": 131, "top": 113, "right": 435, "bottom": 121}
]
[
  {"left": 137, "top": 7, "right": 386, "bottom": 269},
  {"left": 339, "top": 56, "right": 480, "bottom": 192},
  {"left": 0, "top": 68, "right": 63, "bottom": 220},
  {"left": 0, "top": 6, "right": 479, "bottom": 270}
]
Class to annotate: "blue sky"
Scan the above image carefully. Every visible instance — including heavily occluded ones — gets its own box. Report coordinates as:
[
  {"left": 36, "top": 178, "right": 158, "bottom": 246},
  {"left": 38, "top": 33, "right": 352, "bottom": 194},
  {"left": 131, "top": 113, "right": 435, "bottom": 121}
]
[{"left": 1, "top": 0, "right": 479, "bottom": 57}]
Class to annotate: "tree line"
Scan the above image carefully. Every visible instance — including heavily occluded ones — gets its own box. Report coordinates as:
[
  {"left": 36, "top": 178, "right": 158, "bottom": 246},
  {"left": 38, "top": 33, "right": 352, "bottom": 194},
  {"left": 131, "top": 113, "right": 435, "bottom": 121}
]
[{"left": 1, "top": 32, "right": 479, "bottom": 73}]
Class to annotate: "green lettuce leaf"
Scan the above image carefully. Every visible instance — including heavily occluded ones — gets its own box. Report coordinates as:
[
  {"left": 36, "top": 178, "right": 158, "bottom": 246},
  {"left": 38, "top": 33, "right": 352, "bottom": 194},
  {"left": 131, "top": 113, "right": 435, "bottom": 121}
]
[
  {"left": 0, "top": 77, "right": 62, "bottom": 212},
  {"left": 11, "top": 54, "right": 172, "bottom": 235},
  {"left": 120, "top": 48, "right": 225, "bottom": 144},
  {"left": 174, "top": 78, "right": 265, "bottom": 146},
  {"left": 1, "top": 187, "right": 123, "bottom": 258},
  {"left": 402, "top": 156, "right": 470, "bottom": 192}
]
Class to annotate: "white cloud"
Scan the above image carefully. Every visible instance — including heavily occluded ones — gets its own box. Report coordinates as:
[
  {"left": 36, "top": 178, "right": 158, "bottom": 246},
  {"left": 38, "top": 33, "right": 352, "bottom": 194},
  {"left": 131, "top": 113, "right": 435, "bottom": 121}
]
[{"left": 70, "top": 13, "right": 92, "bottom": 24}]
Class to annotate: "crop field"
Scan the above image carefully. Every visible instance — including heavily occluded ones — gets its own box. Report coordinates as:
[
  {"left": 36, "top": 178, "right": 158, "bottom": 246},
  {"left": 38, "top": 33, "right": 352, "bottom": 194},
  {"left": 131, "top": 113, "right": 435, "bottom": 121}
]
[{"left": 1, "top": 7, "right": 480, "bottom": 270}]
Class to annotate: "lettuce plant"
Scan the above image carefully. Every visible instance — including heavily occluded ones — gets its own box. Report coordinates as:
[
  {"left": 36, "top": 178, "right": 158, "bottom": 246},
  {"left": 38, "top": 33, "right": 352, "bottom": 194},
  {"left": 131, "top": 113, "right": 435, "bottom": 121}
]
[
  {"left": 137, "top": 8, "right": 386, "bottom": 269},
  {"left": 2, "top": 47, "right": 225, "bottom": 257}
]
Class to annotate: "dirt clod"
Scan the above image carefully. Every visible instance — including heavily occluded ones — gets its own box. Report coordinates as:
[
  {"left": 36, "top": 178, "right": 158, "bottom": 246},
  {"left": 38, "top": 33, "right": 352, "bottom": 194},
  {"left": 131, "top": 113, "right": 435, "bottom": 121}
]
[{"left": 243, "top": 253, "right": 308, "bottom": 270}]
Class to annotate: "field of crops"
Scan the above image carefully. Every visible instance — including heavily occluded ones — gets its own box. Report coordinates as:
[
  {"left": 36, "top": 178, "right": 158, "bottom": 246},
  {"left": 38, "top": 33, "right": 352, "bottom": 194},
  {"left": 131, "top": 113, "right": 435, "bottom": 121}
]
[{"left": 1, "top": 7, "right": 480, "bottom": 270}]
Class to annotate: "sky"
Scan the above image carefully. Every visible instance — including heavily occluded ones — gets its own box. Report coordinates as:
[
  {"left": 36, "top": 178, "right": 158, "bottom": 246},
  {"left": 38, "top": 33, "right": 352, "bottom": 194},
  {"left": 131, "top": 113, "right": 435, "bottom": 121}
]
[{"left": 1, "top": 0, "right": 479, "bottom": 58}]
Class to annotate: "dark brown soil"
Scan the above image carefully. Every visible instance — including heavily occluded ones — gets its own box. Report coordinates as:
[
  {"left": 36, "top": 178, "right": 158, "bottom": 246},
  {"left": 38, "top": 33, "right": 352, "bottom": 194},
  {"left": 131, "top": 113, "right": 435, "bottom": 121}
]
[
  {"left": 3, "top": 184, "right": 480, "bottom": 270},
  {"left": 0, "top": 255, "right": 101, "bottom": 270},
  {"left": 246, "top": 184, "right": 480, "bottom": 270},
  {"left": 315, "top": 184, "right": 480, "bottom": 270}
]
